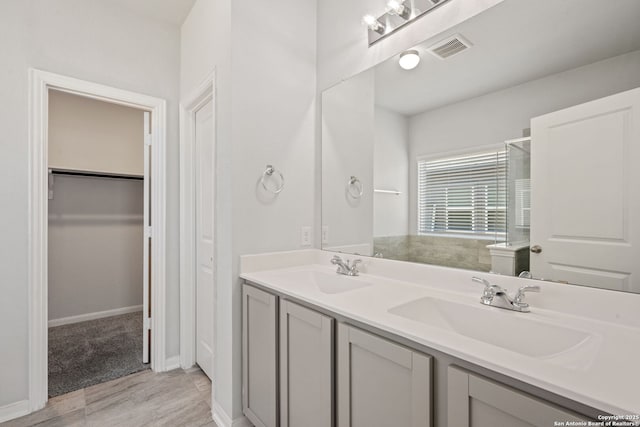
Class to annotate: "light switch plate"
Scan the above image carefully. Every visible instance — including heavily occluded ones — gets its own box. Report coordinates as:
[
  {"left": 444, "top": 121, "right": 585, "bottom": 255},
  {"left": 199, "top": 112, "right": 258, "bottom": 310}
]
[
  {"left": 301, "top": 226, "right": 312, "bottom": 246},
  {"left": 322, "top": 226, "right": 329, "bottom": 244}
]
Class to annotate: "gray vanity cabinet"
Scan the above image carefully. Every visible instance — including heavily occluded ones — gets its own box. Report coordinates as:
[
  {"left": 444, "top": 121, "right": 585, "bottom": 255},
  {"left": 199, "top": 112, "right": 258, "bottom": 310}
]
[
  {"left": 447, "top": 366, "right": 587, "bottom": 427},
  {"left": 242, "top": 285, "right": 278, "bottom": 427},
  {"left": 337, "top": 323, "right": 432, "bottom": 427},
  {"left": 280, "top": 300, "right": 334, "bottom": 427},
  {"left": 243, "top": 281, "right": 594, "bottom": 427}
]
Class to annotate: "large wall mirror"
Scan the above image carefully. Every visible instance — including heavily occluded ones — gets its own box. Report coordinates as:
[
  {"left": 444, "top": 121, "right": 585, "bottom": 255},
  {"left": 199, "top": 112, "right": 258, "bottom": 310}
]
[{"left": 321, "top": 0, "right": 640, "bottom": 293}]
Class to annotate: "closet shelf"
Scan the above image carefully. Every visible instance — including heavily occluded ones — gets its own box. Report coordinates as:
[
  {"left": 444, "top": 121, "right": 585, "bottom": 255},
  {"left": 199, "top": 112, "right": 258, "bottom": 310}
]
[
  {"left": 48, "top": 213, "right": 144, "bottom": 222},
  {"left": 49, "top": 168, "right": 144, "bottom": 181}
]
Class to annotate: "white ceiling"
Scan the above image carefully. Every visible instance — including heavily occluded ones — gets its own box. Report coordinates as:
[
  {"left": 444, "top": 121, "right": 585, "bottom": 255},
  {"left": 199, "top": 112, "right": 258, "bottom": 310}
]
[
  {"left": 374, "top": 0, "right": 640, "bottom": 116},
  {"left": 108, "top": 0, "right": 197, "bottom": 26}
]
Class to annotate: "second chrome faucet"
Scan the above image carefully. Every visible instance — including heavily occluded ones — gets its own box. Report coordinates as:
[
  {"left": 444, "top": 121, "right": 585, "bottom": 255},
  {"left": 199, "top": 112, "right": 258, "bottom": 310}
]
[{"left": 473, "top": 277, "right": 540, "bottom": 313}]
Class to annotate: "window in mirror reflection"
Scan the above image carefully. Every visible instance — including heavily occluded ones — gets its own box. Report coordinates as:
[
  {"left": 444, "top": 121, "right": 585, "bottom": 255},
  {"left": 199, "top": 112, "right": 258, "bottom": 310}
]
[{"left": 417, "top": 149, "right": 506, "bottom": 240}]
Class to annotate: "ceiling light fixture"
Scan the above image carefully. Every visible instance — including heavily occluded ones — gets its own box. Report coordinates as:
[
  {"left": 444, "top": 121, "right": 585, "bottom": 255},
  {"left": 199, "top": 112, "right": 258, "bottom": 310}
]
[
  {"left": 362, "top": 14, "right": 386, "bottom": 34},
  {"left": 399, "top": 50, "right": 420, "bottom": 70},
  {"left": 386, "top": 0, "right": 411, "bottom": 20}
]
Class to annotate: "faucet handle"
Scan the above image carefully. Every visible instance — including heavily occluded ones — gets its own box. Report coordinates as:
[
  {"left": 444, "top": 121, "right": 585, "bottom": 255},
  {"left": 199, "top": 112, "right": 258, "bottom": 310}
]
[
  {"left": 473, "top": 277, "right": 498, "bottom": 304},
  {"left": 350, "top": 259, "right": 362, "bottom": 276},
  {"left": 514, "top": 285, "right": 541, "bottom": 307}
]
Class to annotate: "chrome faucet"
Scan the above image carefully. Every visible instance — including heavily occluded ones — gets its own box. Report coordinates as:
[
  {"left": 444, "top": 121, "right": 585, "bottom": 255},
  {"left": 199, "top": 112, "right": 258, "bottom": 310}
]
[
  {"left": 472, "top": 277, "right": 540, "bottom": 313},
  {"left": 331, "top": 255, "right": 362, "bottom": 276}
]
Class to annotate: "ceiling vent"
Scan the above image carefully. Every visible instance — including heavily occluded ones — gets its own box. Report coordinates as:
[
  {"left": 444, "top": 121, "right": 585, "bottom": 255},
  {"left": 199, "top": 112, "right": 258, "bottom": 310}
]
[{"left": 427, "top": 34, "right": 472, "bottom": 59}]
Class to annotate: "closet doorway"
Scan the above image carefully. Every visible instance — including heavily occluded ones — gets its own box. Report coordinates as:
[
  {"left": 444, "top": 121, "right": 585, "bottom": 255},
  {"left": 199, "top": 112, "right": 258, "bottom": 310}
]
[
  {"left": 179, "top": 73, "right": 215, "bottom": 380},
  {"left": 28, "top": 69, "right": 168, "bottom": 412},
  {"left": 47, "top": 90, "right": 150, "bottom": 397}
]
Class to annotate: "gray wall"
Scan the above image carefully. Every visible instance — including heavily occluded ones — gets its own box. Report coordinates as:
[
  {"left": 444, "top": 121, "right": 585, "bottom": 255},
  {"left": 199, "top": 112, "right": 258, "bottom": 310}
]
[
  {"left": 229, "top": 0, "right": 318, "bottom": 419},
  {"left": 408, "top": 49, "right": 640, "bottom": 234},
  {"left": 48, "top": 90, "right": 144, "bottom": 176},
  {"left": 47, "top": 91, "right": 145, "bottom": 323},
  {"left": 374, "top": 106, "right": 409, "bottom": 237},
  {"left": 0, "top": 0, "right": 180, "bottom": 408},
  {"left": 322, "top": 71, "right": 375, "bottom": 252},
  {"left": 48, "top": 176, "right": 143, "bottom": 321}
]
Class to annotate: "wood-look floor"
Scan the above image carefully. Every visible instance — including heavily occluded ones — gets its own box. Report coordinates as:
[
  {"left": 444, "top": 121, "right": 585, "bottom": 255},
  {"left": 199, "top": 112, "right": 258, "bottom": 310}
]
[{"left": 2, "top": 367, "right": 216, "bottom": 427}]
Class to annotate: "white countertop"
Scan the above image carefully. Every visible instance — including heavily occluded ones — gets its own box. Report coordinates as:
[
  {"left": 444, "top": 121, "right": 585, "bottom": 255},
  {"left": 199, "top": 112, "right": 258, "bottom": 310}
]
[{"left": 240, "top": 249, "right": 640, "bottom": 417}]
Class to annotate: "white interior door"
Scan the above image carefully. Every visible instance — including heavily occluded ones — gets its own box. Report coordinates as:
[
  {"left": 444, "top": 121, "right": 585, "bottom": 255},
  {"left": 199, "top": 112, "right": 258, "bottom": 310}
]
[
  {"left": 195, "top": 100, "right": 215, "bottom": 379},
  {"left": 530, "top": 87, "right": 640, "bottom": 292},
  {"left": 142, "top": 111, "right": 151, "bottom": 364}
]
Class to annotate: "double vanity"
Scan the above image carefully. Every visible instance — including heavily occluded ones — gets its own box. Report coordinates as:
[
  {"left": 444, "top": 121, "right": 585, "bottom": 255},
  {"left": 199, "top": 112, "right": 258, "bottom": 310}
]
[{"left": 240, "top": 249, "right": 640, "bottom": 427}]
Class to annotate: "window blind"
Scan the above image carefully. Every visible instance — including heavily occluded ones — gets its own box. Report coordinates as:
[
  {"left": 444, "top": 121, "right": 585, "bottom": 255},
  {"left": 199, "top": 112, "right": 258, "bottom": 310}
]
[{"left": 417, "top": 150, "right": 507, "bottom": 239}]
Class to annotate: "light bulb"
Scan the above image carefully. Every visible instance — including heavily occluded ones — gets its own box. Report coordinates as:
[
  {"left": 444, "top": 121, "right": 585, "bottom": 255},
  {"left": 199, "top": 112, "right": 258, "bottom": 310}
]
[
  {"left": 386, "top": 0, "right": 411, "bottom": 19},
  {"left": 399, "top": 50, "right": 420, "bottom": 70},
  {"left": 361, "top": 14, "right": 385, "bottom": 34},
  {"left": 386, "top": 0, "right": 403, "bottom": 14},
  {"left": 362, "top": 14, "right": 376, "bottom": 27}
]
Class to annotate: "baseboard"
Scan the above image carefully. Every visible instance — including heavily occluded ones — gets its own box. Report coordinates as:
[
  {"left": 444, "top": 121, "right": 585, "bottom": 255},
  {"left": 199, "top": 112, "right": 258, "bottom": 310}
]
[
  {"left": 165, "top": 355, "right": 181, "bottom": 371},
  {"left": 212, "top": 400, "right": 252, "bottom": 427},
  {"left": 0, "top": 399, "right": 30, "bottom": 423},
  {"left": 48, "top": 305, "right": 143, "bottom": 327}
]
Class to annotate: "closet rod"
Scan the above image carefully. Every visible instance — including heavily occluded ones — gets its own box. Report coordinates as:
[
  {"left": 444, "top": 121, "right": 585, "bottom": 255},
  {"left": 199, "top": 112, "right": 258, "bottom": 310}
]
[{"left": 49, "top": 169, "right": 144, "bottom": 181}]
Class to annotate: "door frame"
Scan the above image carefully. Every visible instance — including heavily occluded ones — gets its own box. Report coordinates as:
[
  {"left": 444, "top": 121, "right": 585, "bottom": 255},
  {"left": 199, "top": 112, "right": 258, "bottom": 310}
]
[
  {"left": 179, "top": 71, "right": 216, "bottom": 369},
  {"left": 27, "top": 69, "right": 168, "bottom": 412}
]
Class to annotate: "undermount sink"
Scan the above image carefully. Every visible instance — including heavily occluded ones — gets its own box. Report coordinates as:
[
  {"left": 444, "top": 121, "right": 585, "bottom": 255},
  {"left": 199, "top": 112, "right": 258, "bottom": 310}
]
[
  {"left": 389, "top": 297, "right": 593, "bottom": 359},
  {"left": 268, "top": 270, "right": 373, "bottom": 294}
]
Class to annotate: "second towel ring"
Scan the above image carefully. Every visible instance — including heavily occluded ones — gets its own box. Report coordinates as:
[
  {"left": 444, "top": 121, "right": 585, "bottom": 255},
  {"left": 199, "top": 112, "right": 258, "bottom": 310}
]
[
  {"left": 261, "top": 165, "right": 285, "bottom": 194},
  {"left": 347, "top": 176, "right": 363, "bottom": 199}
]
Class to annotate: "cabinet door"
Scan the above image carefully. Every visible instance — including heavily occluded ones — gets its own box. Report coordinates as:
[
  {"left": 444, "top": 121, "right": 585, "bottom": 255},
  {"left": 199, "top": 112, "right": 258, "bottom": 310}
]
[
  {"left": 242, "top": 285, "right": 278, "bottom": 427},
  {"left": 337, "top": 324, "right": 432, "bottom": 427},
  {"left": 448, "top": 366, "right": 587, "bottom": 427},
  {"left": 280, "top": 300, "right": 334, "bottom": 427}
]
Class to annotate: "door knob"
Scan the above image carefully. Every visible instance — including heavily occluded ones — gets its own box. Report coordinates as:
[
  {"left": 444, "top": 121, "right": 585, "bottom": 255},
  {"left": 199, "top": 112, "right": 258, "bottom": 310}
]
[{"left": 530, "top": 245, "right": 542, "bottom": 254}]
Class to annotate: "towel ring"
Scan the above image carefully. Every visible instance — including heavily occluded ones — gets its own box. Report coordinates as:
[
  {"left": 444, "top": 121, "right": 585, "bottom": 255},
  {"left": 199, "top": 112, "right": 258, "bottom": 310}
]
[
  {"left": 261, "top": 165, "right": 285, "bottom": 194},
  {"left": 347, "top": 176, "right": 363, "bottom": 199}
]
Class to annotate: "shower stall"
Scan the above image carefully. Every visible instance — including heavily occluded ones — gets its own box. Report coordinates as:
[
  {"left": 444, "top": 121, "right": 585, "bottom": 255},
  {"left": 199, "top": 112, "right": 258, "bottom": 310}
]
[{"left": 486, "top": 137, "right": 531, "bottom": 276}]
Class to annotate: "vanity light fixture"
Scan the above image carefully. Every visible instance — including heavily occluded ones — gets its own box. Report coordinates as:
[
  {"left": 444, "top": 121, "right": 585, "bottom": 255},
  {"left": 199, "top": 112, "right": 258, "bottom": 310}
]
[
  {"left": 363, "top": 0, "right": 452, "bottom": 46},
  {"left": 399, "top": 50, "right": 420, "bottom": 70},
  {"left": 362, "top": 14, "right": 386, "bottom": 34},
  {"left": 386, "top": 0, "right": 411, "bottom": 20}
]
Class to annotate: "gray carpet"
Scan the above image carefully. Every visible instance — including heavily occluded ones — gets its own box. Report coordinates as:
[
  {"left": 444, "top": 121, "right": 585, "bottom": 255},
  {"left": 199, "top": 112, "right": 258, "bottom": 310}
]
[{"left": 48, "top": 311, "right": 150, "bottom": 397}]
